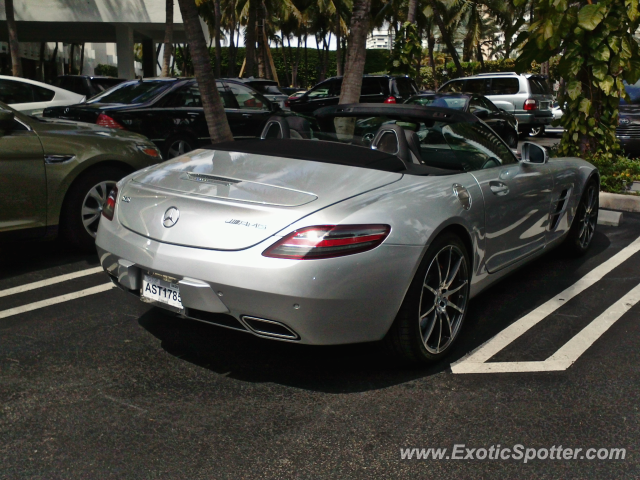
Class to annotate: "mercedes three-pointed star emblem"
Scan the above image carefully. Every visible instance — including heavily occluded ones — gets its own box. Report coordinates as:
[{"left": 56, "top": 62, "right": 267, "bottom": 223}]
[{"left": 162, "top": 207, "right": 180, "bottom": 228}]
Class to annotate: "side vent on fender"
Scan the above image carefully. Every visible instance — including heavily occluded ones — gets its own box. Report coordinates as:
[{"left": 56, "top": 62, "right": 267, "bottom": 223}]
[{"left": 549, "top": 188, "right": 570, "bottom": 231}]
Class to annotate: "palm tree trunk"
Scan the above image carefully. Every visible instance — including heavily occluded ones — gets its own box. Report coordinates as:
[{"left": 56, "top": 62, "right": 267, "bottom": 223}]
[
  {"left": 407, "top": 0, "right": 418, "bottom": 24},
  {"left": 476, "top": 44, "right": 485, "bottom": 71},
  {"left": 244, "top": 0, "right": 257, "bottom": 77},
  {"left": 79, "top": 43, "right": 85, "bottom": 75},
  {"left": 280, "top": 37, "right": 291, "bottom": 86},
  {"left": 161, "top": 0, "right": 173, "bottom": 76},
  {"left": 335, "top": 0, "right": 342, "bottom": 76},
  {"left": 176, "top": 0, "right": 233, "bottom": 142},
  {"left": 228, "top": 22, "right": 237, "bottom": 77},
  {"left": 428, "top": 0, "right": 463, "bottom": 75},
  {"left": 338, "top": 0, "right": 372, "bottom": 104},
  {"left": 304, "top": 35, "right": 308, "bottom": 88},
  {"left": 5, "top": 0, "right": 22, "bottom": 77},
  {"left": 68, "top": 44, "right": 75, "bottom": 74},
  {"left": 214, "top": 0, "right": 222, "bottom": 77}
]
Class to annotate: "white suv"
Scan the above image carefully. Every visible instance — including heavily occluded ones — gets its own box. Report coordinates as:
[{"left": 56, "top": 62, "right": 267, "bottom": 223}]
[{"left": 438, "top": 72, "right": 554, "bottom": 136}]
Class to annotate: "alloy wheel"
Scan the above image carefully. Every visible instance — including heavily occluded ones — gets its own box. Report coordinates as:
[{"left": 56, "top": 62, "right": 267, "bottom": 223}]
[
  {"left": 81, "top": 180, "right": 116, "bottom": 238},
  {"left": 167, "top": 140, "right": 193, "bottom": 159},
  {"left": 419, "top": 245, "right": 469, "bottom": 354},
  {"left": 578, "top": 184, "right": 598, "bottom": 249}
]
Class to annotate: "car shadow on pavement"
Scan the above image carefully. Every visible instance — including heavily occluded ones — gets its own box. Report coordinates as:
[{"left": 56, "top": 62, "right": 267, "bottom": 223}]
[
  {"left": 0, "top": 238, "right": 100, "bottom": 283},
  {"left": 138, "top": 231, "right": 613, "bottom": 393}
]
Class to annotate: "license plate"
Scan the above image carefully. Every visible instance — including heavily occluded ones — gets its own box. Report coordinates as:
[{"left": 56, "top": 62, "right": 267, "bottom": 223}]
[
  {"left": 540, "top": 102, "right": 550, "bottom": 110},
  {"left": 141, "top": 274, "right": 183, "bottom": 309}
]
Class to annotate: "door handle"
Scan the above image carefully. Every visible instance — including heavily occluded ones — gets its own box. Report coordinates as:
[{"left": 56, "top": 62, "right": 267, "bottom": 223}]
[
  {"left": 242, "top": 114, "right": 252, "bottom": 118},
  {"left": 489, "top": 181, "right": 509, "bottom": 196}
]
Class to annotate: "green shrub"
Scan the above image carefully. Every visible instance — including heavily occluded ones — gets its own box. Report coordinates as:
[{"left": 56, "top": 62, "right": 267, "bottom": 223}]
[
  {"left": 551, "top": 148, "right": 640, "bottom": 194},
  {"left": 94, "top": 64, "right": 118, "bottom": 77}
]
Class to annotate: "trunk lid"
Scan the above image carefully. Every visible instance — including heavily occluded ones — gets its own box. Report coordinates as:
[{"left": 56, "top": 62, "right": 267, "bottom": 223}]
[{"left": 117, "top": 148, "right": 402, "bottom": 250}]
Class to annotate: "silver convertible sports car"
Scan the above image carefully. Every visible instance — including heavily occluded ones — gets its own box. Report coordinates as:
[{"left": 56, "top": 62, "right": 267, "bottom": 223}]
[{"left": 96, "top": 104, "right": 599, "bottom": 363}]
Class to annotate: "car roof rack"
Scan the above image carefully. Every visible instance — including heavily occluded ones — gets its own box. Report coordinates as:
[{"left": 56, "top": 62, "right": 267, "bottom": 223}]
[{"left": 475, "top": 72, "right": 519, "bottom": 76}]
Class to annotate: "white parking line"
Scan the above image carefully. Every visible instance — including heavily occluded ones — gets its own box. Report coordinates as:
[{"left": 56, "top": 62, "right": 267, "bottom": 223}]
[
  {"left": 0, "top": 283, "right": 115, "bottom": 320},
  {"left": 452, "top": 235, "right": 640, "bottom": 374},
  {"left": 0, "top": 267, "right": 104, "bottom": 298}
]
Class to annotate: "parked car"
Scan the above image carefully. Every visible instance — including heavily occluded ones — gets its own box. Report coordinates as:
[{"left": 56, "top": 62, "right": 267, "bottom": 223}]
[
  {"left": 0, "top": 101, "right": 161, "bottom": 249},
  {"left": 438, "top": 72, "right": 554, "bottom": 137},
  {"left": 617, "top": 80, "right": 640, "bottom": 156},
  {"left": 43, "top": 77, "right": 281, "bottom": 159},
  {"left": 225, "top": 77, "right": 290, "bottom": 110},
  {"left": 53, "top": 75, "right": 126, "bottom": 99},
  {"left": 289, "top": 75, "right": 419, "bottom": 114},
  {"left": 281, "top": 87, "right": 305, "bottom": 97},
  {"left": 0, "top": 75, "right": 85, "bottom": 116},
  {"left": 404, "top": 92, "right": 519, "bottom": 148},
  {"left": 97, "top": 103, "right": 599, "bottom": 364}
]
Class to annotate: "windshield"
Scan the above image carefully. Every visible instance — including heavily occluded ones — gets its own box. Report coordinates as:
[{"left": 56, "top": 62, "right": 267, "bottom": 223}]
[
  {"left": 314, "top": 114, "right": 515, "bottom": 172},
  {"left": 405, "top": 95, "right": 467, "bottom": 110},
  {"left": 529, "top": 77, "right": 551, "bottom": 95},
  {"left": 86, "top": 80, "right": 174, "bottom": 104}
]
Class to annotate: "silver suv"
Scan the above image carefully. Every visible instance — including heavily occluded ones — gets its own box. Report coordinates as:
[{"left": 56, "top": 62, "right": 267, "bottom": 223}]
[{"left": 438, "top": 73, "right": 554, "bottom": 136}]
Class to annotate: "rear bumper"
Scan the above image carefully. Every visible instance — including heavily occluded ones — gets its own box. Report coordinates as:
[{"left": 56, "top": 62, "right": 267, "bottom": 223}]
[
  {"left": 515, "top": 112, "right": 553, "bottom": 126},
  {"left": 95, "top": 216, "right": 421, "bottom": 345}
]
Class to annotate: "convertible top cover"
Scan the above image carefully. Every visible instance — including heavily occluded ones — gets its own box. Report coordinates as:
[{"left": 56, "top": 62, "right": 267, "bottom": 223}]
[{"left": 206, "top": 138, "right": 407, "bottom": 173}]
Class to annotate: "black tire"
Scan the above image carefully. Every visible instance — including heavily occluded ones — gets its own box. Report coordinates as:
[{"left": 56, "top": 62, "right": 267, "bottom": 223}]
[
  {"left": 163, "top": 134, "right": 195, "bottom": 160},
  {"left": 60, "top": 166, "right": 129, "bottom": 251},
  {"left": 503, "top": 128, "right": 518, "bottom": 149},
  {"left": 564, "top": 178, "right": 599, "bottom": 256},
  {"left": 384, "top": 232, "right": 471, "bottom": 364}
]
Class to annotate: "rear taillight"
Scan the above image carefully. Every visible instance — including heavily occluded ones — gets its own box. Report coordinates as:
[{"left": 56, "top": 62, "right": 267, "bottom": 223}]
[
  {"left": 285, "top": 100, "right": 290, "bottom": 108},
  {"left": 523, "top": 99, "right": 537, "bottom": 111},
  {"left": 384, "top": 96, "right": 397, "bottom": 104},
  {"left": 262, "top": 224, "right": 391, "bottom": 260},
  {"left": 96, "top": 113, "right": 125, "bottom": 129},
  {"left": 102, "top": 186, "right": 118, "bottom": 221}
]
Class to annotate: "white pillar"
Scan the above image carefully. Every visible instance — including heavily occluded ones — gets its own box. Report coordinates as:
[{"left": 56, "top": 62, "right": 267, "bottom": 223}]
[{"left": 115, "top": 25, "right": 135, "bottom": 79}]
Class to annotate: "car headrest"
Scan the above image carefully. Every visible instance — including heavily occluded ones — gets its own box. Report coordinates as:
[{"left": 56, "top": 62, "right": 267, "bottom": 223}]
[
  {"left": 404, "top": 129, "right": 423, "bottom": 164},
  {"left": 371, "top": 124, "right": 412, "bottom": 165},
  {"left": 261, "top": 115, "right": 312, "bottom": 140},
  {"left": 260, "top": 116, "right": 291, "bottom": 139}
]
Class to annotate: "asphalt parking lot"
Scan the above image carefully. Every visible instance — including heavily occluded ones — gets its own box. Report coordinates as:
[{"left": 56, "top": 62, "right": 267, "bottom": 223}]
[{"left": 2, "top": 213, "right": 640, "bottom": 478}]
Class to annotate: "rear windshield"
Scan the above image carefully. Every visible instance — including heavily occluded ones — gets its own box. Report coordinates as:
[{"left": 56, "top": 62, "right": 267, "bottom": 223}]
[
  {"left": 529, "top": 77, "right": 551, "bottom": 95},
  {"left": 621, "top": 80, "right": 640, "bottom": 104},
  {"left": 405, "top": 95, "right": 467, "bottom": 110},
  {"left": 91, "top": 78, "right": 125, "bottom": 93},
  {"left": 86, "top": 80, "right": 174, "bottom": 104},
  {"left": 247, "top": 82, "right": 278, "bottom": 93}
]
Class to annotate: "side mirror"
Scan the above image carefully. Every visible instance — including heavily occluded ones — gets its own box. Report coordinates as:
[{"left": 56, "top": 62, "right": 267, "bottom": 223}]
[
  {"left": 474, "top": 109, "right": 489, "bottom": 119},
  {"left": 520, "top": 141, "right": 548, "bottom": 164},
  {"left": 0, "top": 109, "right": 14, "bottom": 132}
]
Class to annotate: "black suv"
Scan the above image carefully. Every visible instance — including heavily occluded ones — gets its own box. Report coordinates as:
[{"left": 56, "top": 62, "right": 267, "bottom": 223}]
[
  {"left": 289, "top": 75, "right": 419, "bottom": 114},
  {"left": 53, "top": 75, "right": 126, "bottom": 99}
]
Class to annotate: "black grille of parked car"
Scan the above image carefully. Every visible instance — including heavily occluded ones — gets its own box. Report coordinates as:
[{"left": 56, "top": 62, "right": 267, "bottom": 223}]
[{"left": 616, "top": 124, "right": 640, "bottom": 137}]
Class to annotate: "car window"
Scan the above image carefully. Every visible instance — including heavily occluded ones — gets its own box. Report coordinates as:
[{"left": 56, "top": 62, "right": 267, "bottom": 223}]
[
  {"left": 166, "top": 82, "right": 233, "bottom": 108},
  {"left": 443, "top": 122, "right": 516, "bottom": 170},
  {"left": 306, "top": 81, "right": 333, "bottom": 99},
  {"left": 86, "top": 80, "right": 173, "bottom": 105},
  {"left": 395, "top": 78, "right": 418, "bottom": 96},
  {"left": 0, "top": 79, "right": 35, "bottom": 104},
  {"left": 464, "top": 79, "right": 487, "bottom": 94},
  {"left": 406, "top": 95, "right": 467, "bottom": 110},
  {"left": 479, "top": 97, "right": 499, "bottom": 112},
  {"left": 361, "top": 78, "right": 384, "bottom": 95},
  {"left": 439, "top": 80, "right": 465, "bottom": 93},
  {"left": 529, "top": 77, "right": 551, "bottom": 95},
  {"left": 32, "top": 85, "right": 55, "bottom": 102},
  {"left": 489, "top": 78, "right": 520, "bottom": 95},
  {"left": 91, "top": 79, "right": 124, "bottom": 93},
  {"left": 226, "top": 83, "right": 269, "bottom": 110}
]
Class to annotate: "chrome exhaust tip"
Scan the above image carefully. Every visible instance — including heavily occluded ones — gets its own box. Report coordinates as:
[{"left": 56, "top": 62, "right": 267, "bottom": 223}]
[{"left": 240, "top": 316, "right": 300, "bottom": 340}]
